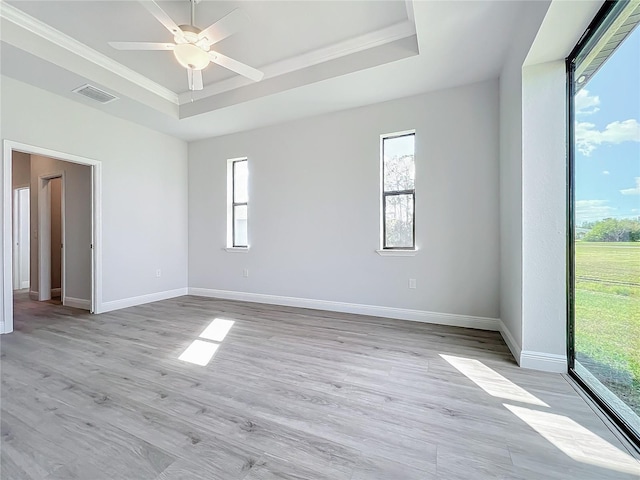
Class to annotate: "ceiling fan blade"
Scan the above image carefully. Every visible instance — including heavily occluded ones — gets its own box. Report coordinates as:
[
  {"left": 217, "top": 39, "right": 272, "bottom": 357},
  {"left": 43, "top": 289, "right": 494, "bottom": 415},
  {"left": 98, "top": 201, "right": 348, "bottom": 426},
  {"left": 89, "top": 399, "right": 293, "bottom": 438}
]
[
  {"left": 187, "top": 69, "right": 204, "bottom": 91},
  {"left": 139, "top": 0, "right": 185, "bottom": 40},
  {"left": 198, "top": 9, "right": 248, "bottom": 46},
  {"left": 209, "top": 50, "right": 264, "bottom": 82},
  {"left": 109, "top": 42, "right": 174, "bottom": 51}
]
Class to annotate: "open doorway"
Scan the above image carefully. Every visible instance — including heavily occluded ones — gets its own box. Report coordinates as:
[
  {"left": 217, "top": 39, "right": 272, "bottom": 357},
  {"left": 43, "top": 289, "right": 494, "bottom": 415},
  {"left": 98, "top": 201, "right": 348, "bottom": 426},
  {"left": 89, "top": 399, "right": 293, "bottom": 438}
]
[
  {"left": 2, "top": 141, "right": 102, "bottom": 334},
  {"left": 51, "top": 176, "right": 62, "bottom": 302},
  {"left": 38, "top": 173, "right": 64, "bottom": 303},
  {"left": 12, "top": 187, "right": 30, "bottom": 291}
]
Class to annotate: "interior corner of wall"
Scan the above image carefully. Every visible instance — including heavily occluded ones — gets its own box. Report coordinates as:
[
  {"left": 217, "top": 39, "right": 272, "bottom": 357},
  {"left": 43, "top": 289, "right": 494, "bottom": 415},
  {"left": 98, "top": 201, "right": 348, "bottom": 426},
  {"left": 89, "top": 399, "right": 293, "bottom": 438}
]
[{"left": 499, "top": 319, "right": 522, "bottom": 365}]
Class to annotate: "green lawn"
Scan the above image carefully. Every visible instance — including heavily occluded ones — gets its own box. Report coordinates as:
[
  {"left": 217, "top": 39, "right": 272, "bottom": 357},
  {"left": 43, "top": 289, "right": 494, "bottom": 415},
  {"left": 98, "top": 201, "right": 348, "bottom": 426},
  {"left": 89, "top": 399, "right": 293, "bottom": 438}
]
[{"left": 574, "top": 242, "right": 640, "bottom": 412}]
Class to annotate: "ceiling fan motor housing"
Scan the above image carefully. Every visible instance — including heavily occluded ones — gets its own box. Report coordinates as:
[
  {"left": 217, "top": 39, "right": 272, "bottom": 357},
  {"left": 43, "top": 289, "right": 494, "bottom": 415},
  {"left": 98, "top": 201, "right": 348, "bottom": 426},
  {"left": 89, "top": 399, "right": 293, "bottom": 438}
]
[{"left": 176, "top": 25, "right": 204, "bottom": 44}]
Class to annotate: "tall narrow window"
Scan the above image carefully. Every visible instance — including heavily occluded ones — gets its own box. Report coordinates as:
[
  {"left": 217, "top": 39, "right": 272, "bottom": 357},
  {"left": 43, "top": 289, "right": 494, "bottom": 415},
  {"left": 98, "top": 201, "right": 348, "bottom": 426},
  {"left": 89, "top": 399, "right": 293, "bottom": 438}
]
[
  {"left": 568, "top": 1, "right": 640, "bottom": 446},
  {"left": 382, "top": 132, "right": 415, "bottom": 249},
  {"left": 229, "top": 158, "right": 248, "bottom": 248}
]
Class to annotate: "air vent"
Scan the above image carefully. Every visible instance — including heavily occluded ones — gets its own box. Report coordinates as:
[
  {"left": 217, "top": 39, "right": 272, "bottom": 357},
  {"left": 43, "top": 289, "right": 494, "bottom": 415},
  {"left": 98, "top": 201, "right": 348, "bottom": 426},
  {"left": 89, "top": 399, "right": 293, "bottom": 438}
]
[{"left": 72, "top": 84, "right": 119, "bottom": 104}]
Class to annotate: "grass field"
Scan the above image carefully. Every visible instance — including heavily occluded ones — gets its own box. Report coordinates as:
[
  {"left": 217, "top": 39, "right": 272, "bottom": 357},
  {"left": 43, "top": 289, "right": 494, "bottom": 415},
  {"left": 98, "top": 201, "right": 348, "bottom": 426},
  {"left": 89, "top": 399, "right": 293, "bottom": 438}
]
[{"left": 574, "top": 241, "right": 640, "bottom": 414}]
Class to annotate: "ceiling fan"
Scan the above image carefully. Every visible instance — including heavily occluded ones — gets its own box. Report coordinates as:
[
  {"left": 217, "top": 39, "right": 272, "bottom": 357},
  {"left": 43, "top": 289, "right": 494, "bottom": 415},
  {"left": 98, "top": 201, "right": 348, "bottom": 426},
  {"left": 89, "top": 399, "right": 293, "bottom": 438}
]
[{"left": 109, "top": 0, "right": 264, "bottom": 91}]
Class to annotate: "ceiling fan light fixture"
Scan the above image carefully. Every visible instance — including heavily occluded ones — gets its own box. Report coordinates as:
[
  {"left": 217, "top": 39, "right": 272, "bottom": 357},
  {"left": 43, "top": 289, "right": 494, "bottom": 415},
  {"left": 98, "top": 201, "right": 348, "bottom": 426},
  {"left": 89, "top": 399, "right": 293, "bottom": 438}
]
[
  {"left": 173, "top": 43, "right": 210, "bottom": 70},
  {"left": 110, "top": 2, "right": 262, "bottom": 87}
]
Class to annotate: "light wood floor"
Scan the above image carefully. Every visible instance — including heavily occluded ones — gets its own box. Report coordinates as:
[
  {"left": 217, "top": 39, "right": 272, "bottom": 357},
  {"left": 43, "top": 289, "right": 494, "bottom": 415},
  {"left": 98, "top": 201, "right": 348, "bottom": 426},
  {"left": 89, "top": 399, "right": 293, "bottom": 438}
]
[{"left": 2, "top": 293, "right": 639, "bottom": 479}]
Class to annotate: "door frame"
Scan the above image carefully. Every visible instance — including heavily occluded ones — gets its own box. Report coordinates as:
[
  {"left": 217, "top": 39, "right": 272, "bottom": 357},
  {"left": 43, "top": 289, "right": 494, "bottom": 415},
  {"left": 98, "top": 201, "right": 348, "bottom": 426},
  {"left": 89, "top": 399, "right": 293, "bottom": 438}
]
[
  {"left": 12, "top": 187, "right": 29, "bottom": 291},
  {"left": 38, "top": 172, "right": 65, "bottom": 303},
  {"left": 2, "top": 140, "right": 103, "bottom": 333}
]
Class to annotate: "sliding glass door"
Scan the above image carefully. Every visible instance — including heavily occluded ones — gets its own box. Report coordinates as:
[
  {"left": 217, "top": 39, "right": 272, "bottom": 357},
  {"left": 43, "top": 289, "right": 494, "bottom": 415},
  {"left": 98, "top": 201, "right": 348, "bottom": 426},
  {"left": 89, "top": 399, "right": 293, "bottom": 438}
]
[{"left": 568, "top": 0, "right": 640, "bottom": 446}]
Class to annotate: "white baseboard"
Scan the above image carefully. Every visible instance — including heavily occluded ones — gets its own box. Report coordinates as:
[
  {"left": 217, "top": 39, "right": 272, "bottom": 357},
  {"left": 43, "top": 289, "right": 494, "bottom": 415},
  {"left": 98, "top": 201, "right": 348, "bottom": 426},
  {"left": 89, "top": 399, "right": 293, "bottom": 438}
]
[
  {"left": 64, "top": 296, "right": 90, "bottom": 310},
  {"left": 98, "top": 288, "right": 188, "bottom": 314},
  {"left": 188, "top": 287, "right": 501, "bottom": 331},
  {"left": 520, "top": 351, "right": 567, "bottom": 373},
  {"left": 20, "top": 281, "right": 29, "bottom": 289},
  {"left": 499, "top": 320, "right": 522, "bottom": 365},
  {"left": 498, "top": 320, "right": 566, "bottom": 372},
  {"left": 30, "top": 289, "right": 61, "bottom": 301}
]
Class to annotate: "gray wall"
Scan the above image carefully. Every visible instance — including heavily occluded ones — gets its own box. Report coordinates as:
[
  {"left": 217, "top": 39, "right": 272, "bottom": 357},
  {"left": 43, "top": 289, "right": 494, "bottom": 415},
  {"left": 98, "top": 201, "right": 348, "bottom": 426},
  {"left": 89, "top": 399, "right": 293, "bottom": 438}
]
[
  {"left": 12, "top": 152, "right": 30, "bottom": 188},
  {"left": 189, "top": 80, "right": 501, "bottom": 322}
]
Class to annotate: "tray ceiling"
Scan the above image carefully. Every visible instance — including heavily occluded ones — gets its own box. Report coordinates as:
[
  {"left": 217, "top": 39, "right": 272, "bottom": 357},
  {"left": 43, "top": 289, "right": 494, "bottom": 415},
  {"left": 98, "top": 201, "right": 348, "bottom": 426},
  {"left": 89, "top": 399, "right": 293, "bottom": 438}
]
[
  {"left": 1, "top": 1, "right": 525, "bottom": 140},
  {"left": 5, "top": 1, "right": 413, "bottom": 94}
]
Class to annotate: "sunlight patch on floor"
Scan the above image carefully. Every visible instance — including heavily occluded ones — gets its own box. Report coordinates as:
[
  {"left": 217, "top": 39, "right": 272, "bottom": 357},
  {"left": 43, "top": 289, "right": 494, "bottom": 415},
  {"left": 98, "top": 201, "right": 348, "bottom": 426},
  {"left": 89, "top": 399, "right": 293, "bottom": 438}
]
[
  {"left": 179, "top": 340, "right": 220, "bottom": 366},
  {"left": 505, "top": 403, "right": 640, "bottom": 475},
  {"left": 440, "top": 354, "right": 549, "bottom": 407},
  {"left": 179, "top": 318, "right": 236, "bottom": 366},
  {"left": 199, "top": 318, "right": 235, "bottom": 342}
]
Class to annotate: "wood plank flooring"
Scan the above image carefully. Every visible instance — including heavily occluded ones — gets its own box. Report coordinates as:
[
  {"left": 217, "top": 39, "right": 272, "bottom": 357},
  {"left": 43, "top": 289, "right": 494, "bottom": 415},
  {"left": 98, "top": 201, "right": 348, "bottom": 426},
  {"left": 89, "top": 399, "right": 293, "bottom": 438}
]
[{"left": 2, "top": 292, "right": 639, "bottom": 479}]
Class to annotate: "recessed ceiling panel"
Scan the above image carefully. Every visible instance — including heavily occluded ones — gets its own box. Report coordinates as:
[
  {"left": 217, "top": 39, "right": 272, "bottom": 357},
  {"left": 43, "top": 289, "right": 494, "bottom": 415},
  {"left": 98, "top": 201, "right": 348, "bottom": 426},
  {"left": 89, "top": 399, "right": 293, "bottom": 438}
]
[
  {"left": 2, "top": 1, "right": 536, "bottom": 142},
  {"left": 7, "top": 0, "right": 409, "bottom": 93}
]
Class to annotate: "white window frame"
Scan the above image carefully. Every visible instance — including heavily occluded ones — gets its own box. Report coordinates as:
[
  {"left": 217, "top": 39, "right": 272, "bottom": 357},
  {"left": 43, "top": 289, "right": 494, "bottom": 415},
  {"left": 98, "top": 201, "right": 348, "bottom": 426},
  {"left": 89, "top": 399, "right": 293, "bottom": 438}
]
[
  {"left": 377, "top": 130, "right": 418, "bottom": 257},
  {"left": 226, "top": 157, "right": 249, "bottom": 251}
]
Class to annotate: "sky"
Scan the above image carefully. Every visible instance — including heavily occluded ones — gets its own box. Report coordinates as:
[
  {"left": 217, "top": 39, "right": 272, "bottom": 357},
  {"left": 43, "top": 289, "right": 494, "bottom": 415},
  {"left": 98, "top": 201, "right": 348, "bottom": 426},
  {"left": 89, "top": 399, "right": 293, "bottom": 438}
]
[{"left": 574, "top": 25, "right": 640, "bottom": 226}]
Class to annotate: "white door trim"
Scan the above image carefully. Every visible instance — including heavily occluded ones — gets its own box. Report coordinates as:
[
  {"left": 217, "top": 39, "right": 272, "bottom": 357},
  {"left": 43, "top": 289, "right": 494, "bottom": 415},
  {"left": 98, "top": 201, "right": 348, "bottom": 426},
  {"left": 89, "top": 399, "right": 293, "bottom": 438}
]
[
  {"left": 2, "top": 140, "right": 103, "bottom": 333},
  {"left": 12, "top": 190, "right": 18, "bottom": 291}
]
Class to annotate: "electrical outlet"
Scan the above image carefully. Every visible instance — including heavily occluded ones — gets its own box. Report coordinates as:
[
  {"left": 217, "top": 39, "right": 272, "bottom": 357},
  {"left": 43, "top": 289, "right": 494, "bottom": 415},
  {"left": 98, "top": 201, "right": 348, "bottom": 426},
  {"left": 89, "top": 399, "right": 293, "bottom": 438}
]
[
  {"left": 243, "top": 268, "right": 249, "bottom": 278},
  {"left": 409, "top": 278, "right": 416, "bottom": 289},
  {"left": 156, "top": 269, "right": 162, "bottom": 278}
]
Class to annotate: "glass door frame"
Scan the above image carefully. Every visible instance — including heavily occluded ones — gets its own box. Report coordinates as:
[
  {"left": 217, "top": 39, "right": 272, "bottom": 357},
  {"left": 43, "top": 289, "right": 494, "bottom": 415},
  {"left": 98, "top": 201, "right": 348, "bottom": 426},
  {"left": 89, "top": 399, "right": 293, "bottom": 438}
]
[{"left": 566, "top": 0, "right": 640, "bottom": 449}]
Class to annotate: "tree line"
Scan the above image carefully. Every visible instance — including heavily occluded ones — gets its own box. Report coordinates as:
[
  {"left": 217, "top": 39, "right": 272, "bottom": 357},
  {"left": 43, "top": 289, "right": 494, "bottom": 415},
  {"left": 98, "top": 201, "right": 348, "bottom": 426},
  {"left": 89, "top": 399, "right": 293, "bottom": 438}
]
[{"left": 581, "top": 218, "right": 640, "bottom": 242}]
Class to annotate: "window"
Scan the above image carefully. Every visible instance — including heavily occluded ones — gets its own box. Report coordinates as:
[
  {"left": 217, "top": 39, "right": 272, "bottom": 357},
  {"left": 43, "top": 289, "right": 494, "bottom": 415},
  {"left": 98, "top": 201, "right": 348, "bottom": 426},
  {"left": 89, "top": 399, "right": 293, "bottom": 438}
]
[
  {"left": 228, "top": 158, "right": 248, "bottom": 248},
  {"left": 381, "top": 132, "right": 415, "bottom": 249},
  {"left": 568, "top": 1, "right": 640, "bottom": 446}
]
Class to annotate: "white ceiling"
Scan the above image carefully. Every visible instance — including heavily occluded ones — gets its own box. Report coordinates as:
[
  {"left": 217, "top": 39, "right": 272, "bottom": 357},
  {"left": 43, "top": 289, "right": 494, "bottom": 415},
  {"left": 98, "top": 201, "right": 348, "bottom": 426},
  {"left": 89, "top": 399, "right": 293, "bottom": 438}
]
[
  {"left": 7, "top": 1, "right": 410, "bottom": 92},
  {"left": 0, "top": 0, "right": 525, "bottom": 141}
]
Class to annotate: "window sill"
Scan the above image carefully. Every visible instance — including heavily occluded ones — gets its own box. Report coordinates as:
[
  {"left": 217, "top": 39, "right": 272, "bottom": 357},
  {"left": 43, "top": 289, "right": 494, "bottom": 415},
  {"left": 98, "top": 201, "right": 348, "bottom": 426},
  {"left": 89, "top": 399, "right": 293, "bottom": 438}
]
[
  {"left": 376, "top": 249, "right": 418, "bottom": 257},
  {"left": 225, "top": 247, "right": 250, "bottom": 253}
]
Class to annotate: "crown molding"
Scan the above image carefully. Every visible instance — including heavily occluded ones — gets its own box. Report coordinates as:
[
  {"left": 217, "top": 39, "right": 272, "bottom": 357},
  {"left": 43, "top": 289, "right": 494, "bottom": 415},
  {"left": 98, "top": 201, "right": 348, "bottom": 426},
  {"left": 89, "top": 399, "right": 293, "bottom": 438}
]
[
  {"left": 2, "top": 1, "right": 415, "bottom": 109},
  {"left": 0, "top": 2, "right": 179, "bottom": 104},
  {"left": 178, "top": 19, "right": 417, "bottom": 104}
]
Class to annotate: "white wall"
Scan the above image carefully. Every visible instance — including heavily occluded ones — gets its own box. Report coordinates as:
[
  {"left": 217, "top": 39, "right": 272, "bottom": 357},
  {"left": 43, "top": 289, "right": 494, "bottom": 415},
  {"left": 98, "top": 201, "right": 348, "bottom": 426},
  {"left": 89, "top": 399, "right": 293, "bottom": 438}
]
[
  {"left": 1, "top": 75, "right": 188, "bottom": 321},
  {"left": 498, "top": 0, "right": 551, "bottom": 360},
  {"left": 28, "top": 155, "right": 92, "bottom": 303},
  {"left": 499, "top": 0, "right": 596, "bottom": 372},
  {"left": 189, "top": 80, "right": 500, "bottom": 325},
  {"left": 521, "top": 61, "right": 567, "bottom": 370}
]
